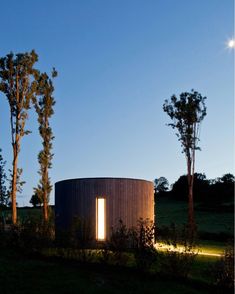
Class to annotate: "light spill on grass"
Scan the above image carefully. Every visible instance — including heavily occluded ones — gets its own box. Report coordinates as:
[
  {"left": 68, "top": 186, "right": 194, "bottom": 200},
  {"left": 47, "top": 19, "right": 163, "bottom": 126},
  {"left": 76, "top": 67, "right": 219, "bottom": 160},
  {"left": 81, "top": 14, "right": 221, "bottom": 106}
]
[{"left": 155, "top": 242, "right": 223, "bottom": 257}]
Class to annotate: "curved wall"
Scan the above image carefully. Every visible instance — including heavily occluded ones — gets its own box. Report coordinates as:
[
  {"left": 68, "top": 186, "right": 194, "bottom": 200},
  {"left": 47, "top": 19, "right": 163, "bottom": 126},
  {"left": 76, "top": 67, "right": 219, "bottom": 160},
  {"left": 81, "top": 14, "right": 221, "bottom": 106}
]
[{"left": 55, "top": 177, "right": 154, "bottom": 241}]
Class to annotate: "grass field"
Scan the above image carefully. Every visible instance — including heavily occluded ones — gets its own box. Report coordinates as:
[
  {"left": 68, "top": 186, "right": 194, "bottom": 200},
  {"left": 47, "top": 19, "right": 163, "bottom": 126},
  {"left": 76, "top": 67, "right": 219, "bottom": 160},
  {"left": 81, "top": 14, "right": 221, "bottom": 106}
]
[
  {"left": 156, "top": 197, "right": 234, "bottom": 236},
  {"left": 2, "top": 207, "right": 52, "bottom": 224}
]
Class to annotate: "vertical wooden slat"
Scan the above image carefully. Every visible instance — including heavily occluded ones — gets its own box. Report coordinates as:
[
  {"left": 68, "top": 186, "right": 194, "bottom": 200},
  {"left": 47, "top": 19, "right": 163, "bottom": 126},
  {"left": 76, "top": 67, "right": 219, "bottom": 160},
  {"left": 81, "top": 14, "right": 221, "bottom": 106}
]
[{"left": 55, "top": 178, "right": 154, "bottom": 244}]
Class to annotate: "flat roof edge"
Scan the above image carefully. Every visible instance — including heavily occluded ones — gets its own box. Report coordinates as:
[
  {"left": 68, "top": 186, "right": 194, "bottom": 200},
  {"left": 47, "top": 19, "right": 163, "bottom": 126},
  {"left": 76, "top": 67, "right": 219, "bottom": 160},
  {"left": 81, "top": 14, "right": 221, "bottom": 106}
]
[{"left": 55, "top": 177, "right": 153, "bottom": 185}]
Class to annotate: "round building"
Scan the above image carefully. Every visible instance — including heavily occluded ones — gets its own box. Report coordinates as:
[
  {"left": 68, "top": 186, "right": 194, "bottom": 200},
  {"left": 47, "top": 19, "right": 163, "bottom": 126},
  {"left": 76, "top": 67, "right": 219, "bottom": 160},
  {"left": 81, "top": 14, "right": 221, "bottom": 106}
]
[{"left": 55, "top": 177, "right": 154, "bottom": 244}]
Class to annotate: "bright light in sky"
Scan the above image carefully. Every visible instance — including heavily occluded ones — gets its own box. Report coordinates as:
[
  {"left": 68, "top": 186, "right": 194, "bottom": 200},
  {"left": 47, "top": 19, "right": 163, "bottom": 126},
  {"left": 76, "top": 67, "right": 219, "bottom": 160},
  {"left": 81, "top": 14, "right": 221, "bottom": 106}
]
[
  {"left": 0, "top": 1, "right": 234, "bottom": 206},
  {"left": 227, "top": 38, "right": 235, "bottom": 48}
]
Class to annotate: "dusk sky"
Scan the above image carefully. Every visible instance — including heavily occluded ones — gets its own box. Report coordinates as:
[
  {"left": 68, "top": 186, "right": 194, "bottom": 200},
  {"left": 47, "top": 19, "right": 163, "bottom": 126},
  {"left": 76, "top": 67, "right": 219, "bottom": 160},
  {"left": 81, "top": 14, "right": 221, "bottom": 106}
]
[{"left": 0, "top": 0, "right": 234, "bottom": 206}]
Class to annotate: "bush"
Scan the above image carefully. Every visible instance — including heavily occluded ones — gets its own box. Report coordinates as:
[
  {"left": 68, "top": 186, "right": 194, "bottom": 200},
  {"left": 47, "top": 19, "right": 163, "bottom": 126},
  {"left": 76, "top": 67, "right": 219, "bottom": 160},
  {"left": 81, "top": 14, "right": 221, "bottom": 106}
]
[
  {"left": 4, "top": 219, "right": 54, "bottom": 251},
  {"left": 131, "top": 218, "right": 157, "bottom": 271},
  {"left": 157, "top": 222, "right": 198, "bottom": 247},
  {"left": 107, "top": 218, "right": 157, "bottom": 269},
  {"left": 108, "top": 220, "right": 131, "bottom": 266},
  {"left": 69, "top": 216, "right": 93, "bottom": 249},
  {"left": 159, "top": 246, "right": 197, "bottom": 278},
  {"left": 157, "top": 223, "right": 198, "bottom": 278},
  {"left": 209, "top": 243, "right": 234, "bottom": 290},
  {"left": 109, "top": 220, "right": 130, "bottom": 250}
]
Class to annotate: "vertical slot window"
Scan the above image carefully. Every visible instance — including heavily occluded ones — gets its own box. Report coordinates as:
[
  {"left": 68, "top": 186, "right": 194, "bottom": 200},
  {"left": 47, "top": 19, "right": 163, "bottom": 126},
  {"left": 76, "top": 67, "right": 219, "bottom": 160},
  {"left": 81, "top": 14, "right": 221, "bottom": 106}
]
[{"left": 96, "top": 197, "right": 105, "bottom": 240}]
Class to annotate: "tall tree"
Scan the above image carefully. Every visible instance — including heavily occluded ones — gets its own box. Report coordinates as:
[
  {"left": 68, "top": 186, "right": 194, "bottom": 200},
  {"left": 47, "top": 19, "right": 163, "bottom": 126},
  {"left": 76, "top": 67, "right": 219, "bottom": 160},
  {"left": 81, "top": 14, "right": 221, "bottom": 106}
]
[
  {"left": 0, "top": 51, "right": 39, "bottom": 224},
  {"left": 29, "top": 193, "right": 42, "bottom": 208},
  {"left": 34, "top": 70, "right": 57, "bottom": 222},
  {"left": 0, "top": 149, "right": 9, "bottom": 207},
  {"left": 163, "top": 90, "right": 206, "bottom": 238},
  {"left": 154, "top": 177, "right": 169, "bottom": 194}
]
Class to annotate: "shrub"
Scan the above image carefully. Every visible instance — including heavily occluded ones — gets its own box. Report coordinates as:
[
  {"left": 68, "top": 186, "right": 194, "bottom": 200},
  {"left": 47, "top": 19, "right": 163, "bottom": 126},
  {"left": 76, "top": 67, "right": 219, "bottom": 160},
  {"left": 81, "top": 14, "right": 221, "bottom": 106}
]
[
  {"left": 108, "top": 220, "right": 131, "bottom": 266},
  {"left": 131, "top": 218, "right": 157, "bottom": 271},
  {"left": 158, "top": 223, "right": 198, "bottom": 278},
  {"left": 157, "top": 222, "right": 198, "bottom": 247},
  {"left": 107, "top": 218, "right": 157, "bottom": 269},
  {"left": 5, "top": 219, "right": 54, "bottom": 251},
  {"left": 209, "top": 243, "right": 234, "bottom": 290},
  {"left": 69, "top": 216, "right": 93, "bottom": 249},
  {"left": 109, "top": 220, "right": 130, "bottom": 251}
]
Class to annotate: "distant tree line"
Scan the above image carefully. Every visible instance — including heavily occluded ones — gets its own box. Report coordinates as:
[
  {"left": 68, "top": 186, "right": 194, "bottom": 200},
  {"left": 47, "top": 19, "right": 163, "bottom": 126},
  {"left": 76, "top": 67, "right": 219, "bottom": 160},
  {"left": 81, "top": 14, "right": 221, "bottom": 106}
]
[{"left": 154, "top": 173, "right": 234, "bottom": 206}]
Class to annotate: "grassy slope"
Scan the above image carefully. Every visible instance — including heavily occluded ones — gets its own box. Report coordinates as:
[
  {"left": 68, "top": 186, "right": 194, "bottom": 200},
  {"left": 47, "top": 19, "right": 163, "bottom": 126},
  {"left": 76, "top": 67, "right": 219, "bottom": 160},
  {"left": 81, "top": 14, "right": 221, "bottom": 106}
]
[{"left": 156, "top": 197, "right": 234, "bottom": 235}]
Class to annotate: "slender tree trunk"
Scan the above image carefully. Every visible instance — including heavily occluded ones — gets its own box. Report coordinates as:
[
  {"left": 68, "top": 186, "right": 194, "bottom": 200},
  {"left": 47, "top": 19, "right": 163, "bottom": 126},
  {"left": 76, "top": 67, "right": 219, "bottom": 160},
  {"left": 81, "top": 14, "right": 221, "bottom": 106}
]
[
  {"left": 43, "top": 195, "right": 48, "bottom": 222},
  {"left": 43, "top": 117, "right": 49, "bottom": 223},
  {"left": 11, "top": 73, "right": 20, "bottom": 225},
  {"left": 188, "top": 176, "right": 195, "bottom": 232},
  {"left": 187, "top": 153, "right": 195, "bottom": 240},
  {"left": 43, "top": 167, "right": 48, "bottom": 222},
  {"left": 12, "top": 143, "right": 18, "bottom": 224}
]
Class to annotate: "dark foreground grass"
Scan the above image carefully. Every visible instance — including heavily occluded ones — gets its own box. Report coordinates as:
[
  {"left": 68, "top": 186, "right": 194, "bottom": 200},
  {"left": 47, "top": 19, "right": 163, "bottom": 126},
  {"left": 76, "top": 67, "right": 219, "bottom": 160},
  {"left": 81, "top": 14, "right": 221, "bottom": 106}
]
[{"left": 0, "top": 250, "right": 218, "bottom": 294}]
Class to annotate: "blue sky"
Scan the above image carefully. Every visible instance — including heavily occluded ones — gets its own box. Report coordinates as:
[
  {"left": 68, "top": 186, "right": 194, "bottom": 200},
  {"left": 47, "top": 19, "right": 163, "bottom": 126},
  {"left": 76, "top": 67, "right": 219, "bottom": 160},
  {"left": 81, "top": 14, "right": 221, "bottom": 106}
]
[{"left": 0, "top": 0, "right": 234, "bottom": 206}]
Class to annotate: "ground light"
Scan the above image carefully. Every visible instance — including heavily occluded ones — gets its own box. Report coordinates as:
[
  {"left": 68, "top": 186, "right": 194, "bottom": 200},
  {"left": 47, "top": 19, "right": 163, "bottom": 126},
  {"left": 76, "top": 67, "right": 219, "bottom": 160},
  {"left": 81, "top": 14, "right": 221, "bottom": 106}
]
[{"left": 155, "top": 242, "right": 223, "bottom": 257}]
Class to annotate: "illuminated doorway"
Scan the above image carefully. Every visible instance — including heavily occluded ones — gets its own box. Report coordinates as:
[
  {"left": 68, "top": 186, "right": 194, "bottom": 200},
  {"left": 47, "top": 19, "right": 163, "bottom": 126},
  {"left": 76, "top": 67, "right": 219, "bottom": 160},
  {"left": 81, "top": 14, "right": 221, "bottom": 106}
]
[{"left": 96, "top": 197, "right": 106, "bottom": 240}]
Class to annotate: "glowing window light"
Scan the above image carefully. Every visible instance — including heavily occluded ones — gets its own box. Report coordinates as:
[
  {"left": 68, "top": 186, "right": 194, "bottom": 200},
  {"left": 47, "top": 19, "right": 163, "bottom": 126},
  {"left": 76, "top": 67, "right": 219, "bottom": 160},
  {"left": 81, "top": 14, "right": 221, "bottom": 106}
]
[{"left": 96, "top": 197, "right": 105, "bottom": 240}]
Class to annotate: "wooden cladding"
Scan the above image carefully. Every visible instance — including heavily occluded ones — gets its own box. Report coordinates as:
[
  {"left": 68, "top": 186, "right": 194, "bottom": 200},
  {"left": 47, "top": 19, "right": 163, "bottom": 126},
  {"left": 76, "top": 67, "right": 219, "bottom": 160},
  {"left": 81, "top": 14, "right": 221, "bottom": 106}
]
[{"left": 55, "top": 178, "right": 154, "bottom": 242}]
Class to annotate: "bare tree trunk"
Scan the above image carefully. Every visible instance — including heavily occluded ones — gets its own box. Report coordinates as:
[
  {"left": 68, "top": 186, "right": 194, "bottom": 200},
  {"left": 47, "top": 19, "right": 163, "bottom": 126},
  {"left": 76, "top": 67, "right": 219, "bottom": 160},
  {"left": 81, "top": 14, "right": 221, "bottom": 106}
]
[
  {"left": 187, "top": 153, "right": 195, "bottom": 241},
  {"left": 43, "top": 195, "right": 48, "bottom": 222},
  {"left": 43, "top": 117, "right": 49, "bottom": 223},
  {"left": 188, "top": 175, "right": 195, "bottom": 234},
  {"left": 43, "top": 168, "right": 48, "bottom": 222},
  {"left": 12, "top": 144, "right": 18, "bottom": 224},
  {"left": 11, "top": 73, "right": 20, "bottom": 225}
]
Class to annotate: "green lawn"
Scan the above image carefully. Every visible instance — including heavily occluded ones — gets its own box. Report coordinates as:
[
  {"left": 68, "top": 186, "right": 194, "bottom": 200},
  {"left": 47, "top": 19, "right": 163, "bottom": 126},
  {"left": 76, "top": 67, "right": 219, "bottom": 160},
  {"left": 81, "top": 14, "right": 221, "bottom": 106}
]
[
  {"left": 2, "top": 207, "right": 52, "bottom": 223},
  {"left": 156, "top": 197, "right": 234, "bottom": 236}
]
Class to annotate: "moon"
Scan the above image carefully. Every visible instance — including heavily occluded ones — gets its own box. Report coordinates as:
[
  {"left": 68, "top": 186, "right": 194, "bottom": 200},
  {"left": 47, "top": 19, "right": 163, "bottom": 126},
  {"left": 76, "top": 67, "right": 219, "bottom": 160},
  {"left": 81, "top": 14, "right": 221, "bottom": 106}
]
[{"left": 227, "top": 39, "right": 235, "bottom": 48}]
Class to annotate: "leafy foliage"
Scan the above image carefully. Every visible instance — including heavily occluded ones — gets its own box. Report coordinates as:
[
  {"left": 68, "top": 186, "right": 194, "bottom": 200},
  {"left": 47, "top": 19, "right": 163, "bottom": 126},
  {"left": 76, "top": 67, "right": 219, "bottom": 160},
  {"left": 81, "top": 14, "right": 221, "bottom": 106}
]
[
  {"left": 34, "top": 69, "right": 57, "bottom": 222},
  {"left": 131, "top": 218, "right": 157, "bottom": 270},
  {"left": 29, "top": 193, "right": 42, "bottom": 207},
  {"left": 109, "top": 219, "right": 130, "bottom": 251},
  {"left": 108, "top": 220, "right": 131, "bottom": 265},
  {"left": 158, "top": 223, "right": 198, "bottom": 278},
  {"left": 0, "top": 149, "right": 9, "bottom": 207},
  {"left": 68, "top": 216, "right": 93, "bottom": 249},
  {"left": 166, "top": 173, "right": 234, "bottom": 205},
  {"left": 154, "top": 177, "right": 169, "bottom": 194},
  {"left": 0, "top": 51, "right": 39, "bottom": 223},
  {"left": 208, "top": 243, "right": 234, "bottom": 289},
  {"left": 8, "top": 167, "right": 25, "bottom": 194},
  {"left": 163, "top": 90, "right": 206, "bottom": 154},
  {"left": 105, "top": 218, "right": 157, "bottom": 269},
  {"left": 1, "top": 219, "right": 54, "bottom": 252}
]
